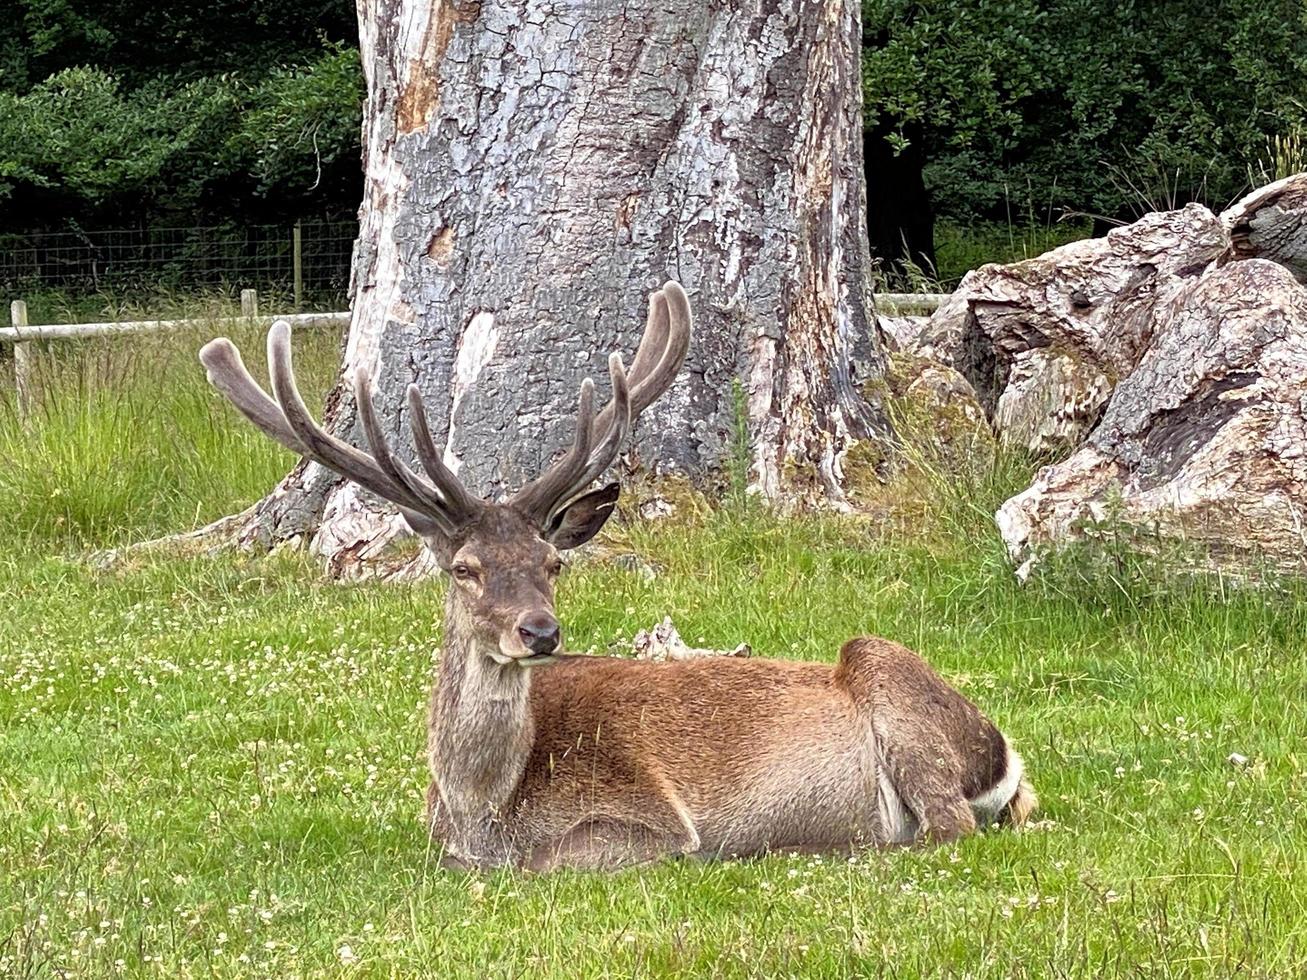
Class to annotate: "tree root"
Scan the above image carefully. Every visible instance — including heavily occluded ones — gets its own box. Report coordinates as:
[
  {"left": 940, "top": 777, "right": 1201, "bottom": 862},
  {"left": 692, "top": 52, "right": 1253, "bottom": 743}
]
[{"left": 90, "top": 505, "right": 258, "bottom": 570}]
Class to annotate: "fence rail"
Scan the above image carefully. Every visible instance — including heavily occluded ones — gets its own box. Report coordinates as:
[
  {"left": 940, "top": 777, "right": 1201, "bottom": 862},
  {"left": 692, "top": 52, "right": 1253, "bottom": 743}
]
[
  {"left": 2, "top": 289, "right": 946, "bottom": 420},
  {"left": 875, "top": 293, "right": 949, "bottom": 315},
  {"left": 0, "top": 309, "right": 349, "bottom": 344},
  {"left": 1, "top": 291, "right": 349, "bottom": 420}
]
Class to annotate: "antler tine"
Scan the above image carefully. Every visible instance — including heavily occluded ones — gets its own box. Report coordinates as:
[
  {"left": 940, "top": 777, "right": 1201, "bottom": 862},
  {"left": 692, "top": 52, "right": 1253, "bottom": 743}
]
[
  {"left": 353, "top": 368, "right": 462, "bottom": 535},
  {"left": 509, "top": 281, "right": 690, "bottom": 523},
  {"left": 550, "top": 352, "right": 632, "bottom": 517},
  {"left": 200, "top": 337, "right": 312, "bottom": 456},
  {"left": 264, "top": 321, "right": 433, "bottom": 513},
  {"left": 201, "top": 324, "right": 442, "bottom": 519},
  {"left": 507, "top": 288, "right": 674, "bottom": 524},
  {"left": 405, "top": 384, "right": 480, "bottom": 518},
  {"left": 590, "top": 281, "right": 692, "bottom": 440},
  {"left": 626, "top": 291, "right": 670, "bottom": 390},
  {"left": 508, "top": 378, "right": 597, "bottom": 522},
  {"left": 630, "top": 281, "right": 692, "bottom": 415}
]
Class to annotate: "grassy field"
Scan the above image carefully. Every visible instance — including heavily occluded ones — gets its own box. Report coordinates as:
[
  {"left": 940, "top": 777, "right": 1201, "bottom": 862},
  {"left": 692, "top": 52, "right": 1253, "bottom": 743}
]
[{"left": 1, "top": 326, "right": 1305, "bottom": 978}]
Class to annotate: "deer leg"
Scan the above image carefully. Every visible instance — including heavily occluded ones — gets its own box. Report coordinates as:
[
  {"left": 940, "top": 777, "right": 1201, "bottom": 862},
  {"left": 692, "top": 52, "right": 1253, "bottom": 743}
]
[
  {"left": 517, "top": 760, "right": 701, "bottom": 872},
  {"left": 437, "top": 852, "right": 474, "bottom": 872},
  {"left": 876, "top": 741, "right": 977, "bottom": 845},
  {"left": 524, "top": 773, "right": 700, "bottom": 872},
  {"left": 526, "top": 819, "right": 683, "bottom": 872}
]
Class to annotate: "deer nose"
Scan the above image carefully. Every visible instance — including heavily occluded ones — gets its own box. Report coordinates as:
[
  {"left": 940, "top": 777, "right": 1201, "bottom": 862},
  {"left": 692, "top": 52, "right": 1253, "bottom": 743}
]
[{"left": 518, "top": 613, "right": 561, "bottom": 655}]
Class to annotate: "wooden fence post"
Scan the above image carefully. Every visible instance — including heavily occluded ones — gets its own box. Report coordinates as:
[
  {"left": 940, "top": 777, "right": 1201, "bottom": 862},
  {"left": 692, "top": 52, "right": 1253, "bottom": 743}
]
[
  {"left": 240, "top": 288, "right": 259, "bottom": 319},
  {"left": 292, "top": 220, "right": 303, "bottom": 312},
  {"left": 10, "top": 299, "right": 32, "bottom": 420}
]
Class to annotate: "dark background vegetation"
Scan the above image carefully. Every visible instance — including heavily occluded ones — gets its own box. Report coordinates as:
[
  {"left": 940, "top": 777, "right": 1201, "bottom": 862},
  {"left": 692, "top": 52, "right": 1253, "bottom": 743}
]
[{"left": 2, "top": 0, "right": 1305, "bottom": 281}]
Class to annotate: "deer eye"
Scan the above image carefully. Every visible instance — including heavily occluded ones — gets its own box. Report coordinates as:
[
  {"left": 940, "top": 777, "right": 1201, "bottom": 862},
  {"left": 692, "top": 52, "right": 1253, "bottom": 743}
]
[
  {"left": 451, "top": 563, "right": 476, "bottom": 581},
  {"left": 548, "top": 559, "right": 564, "bottom": 577}
]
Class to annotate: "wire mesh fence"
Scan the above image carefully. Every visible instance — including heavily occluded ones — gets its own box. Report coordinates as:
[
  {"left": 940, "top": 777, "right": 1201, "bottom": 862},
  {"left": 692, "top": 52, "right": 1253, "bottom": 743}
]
[
  {"left": 2, "top": 222, "right": 951, "bottom": 330},
  {"left": 0, "top": 221, "right": 357, "bottom": 321}
]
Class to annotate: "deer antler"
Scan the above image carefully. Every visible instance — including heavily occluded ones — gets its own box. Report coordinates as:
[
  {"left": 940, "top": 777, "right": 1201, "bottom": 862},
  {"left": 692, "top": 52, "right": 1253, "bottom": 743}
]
[
  {"left": 201, "top": 282, "right": 691, "bottom": 535},
  {"left": 199, "top": 320, "right": 479, "bottom": 534},
  {"left": 510, "top": 281, "right": 692, "bottom": 525}
]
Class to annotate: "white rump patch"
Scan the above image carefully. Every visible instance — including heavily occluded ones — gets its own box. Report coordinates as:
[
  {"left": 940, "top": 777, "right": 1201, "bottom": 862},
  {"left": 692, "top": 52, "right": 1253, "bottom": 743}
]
[{"left": 970, "top": 745, "right": 1024, "bottom": 824}]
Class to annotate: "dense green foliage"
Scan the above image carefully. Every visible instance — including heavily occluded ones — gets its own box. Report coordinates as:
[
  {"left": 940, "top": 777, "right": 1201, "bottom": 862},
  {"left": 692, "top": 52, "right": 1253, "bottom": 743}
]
[
  {"left": 0, "top": 0, "right": 353, "bottom": 89},
  {"left": 0, "top": 69, "right": 236, "bottom": 211},
  {"left": 862, "top": 0, "right": 1307, "bottom": 225},
  {"left": 2, "top": 328, "right": 1307, "bottom": 976},
  {"left": 0, "top": 1, "right": 361, "bottom": 228},
  {"left": 2, "top": 1, "right": 1305, "bottom": 260}
]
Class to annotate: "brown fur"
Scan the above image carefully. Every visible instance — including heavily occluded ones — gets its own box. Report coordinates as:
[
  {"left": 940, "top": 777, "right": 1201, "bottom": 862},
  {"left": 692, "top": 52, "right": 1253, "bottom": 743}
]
[{"left": 424, "top": 545, "right": 1035, "bottom": 870}]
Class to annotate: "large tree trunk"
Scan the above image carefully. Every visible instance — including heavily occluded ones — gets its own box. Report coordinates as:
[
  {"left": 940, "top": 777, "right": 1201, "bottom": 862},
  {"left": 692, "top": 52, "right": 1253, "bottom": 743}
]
[{"left": 242, "top": 0, "right": 889, "bottom": 572}]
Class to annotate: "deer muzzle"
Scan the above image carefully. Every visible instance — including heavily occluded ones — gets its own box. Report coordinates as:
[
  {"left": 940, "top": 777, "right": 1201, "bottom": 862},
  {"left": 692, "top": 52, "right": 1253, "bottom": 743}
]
[{"left": 492, "top": 610, "right": 562, "bottom": 667}]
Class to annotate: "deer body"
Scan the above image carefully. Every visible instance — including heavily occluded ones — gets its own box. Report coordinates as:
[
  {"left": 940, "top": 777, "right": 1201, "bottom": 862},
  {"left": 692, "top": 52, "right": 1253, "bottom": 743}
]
[
  {"left": 201, "top": 280, "right": 1034, "bottom": 873},
  {"left": 427, "top": 614, "right": 1030, "bottom": 870}
]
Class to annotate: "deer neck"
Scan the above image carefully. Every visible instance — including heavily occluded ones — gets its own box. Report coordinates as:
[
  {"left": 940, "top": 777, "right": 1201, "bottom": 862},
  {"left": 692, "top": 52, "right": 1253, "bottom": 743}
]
[{"left": 429, "top": 587, "right": 536, "bottom": 845}]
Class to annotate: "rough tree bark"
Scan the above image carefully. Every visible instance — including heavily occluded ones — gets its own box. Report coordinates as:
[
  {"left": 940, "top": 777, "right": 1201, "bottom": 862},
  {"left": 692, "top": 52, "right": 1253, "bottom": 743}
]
[
  {"left": 229, "top": 0, "right": 888, "bottom": 572},
  {"left": 1221, "top": 171, "right": 1307, "bottom": 283}
]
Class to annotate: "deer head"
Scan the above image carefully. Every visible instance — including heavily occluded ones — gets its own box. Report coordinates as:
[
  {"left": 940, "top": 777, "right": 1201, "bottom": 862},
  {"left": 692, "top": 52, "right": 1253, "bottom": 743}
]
[{"left": 199, "top": 282, "right": 692, "bottom": 666}]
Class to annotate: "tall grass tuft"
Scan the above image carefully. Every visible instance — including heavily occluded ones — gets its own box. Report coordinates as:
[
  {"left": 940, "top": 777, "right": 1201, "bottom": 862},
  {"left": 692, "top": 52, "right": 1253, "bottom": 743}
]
[
  {"left": 848, "top": 375, "right": 1045, "bottom": 552},
  {"left": 724, "top": 378, "right": 755, "bottom": 512},
  {"left": 1249, "top": 126, "right": 1306, "bottom": 187},
  {"left": 932, "top": 220, "right": 1092, "bottom": 287},
  {"left": 0, "top": 321, "right": 340, "bottom": 551}
]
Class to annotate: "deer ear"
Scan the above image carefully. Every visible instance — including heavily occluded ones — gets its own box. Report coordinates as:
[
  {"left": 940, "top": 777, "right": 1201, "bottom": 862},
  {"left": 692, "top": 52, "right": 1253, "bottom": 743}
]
[
  {"left": 545, "top": 483, "right": 620, "bottom": 550},
  {"left": 400, "top": 507, "right": 457, "bottom": 562}
]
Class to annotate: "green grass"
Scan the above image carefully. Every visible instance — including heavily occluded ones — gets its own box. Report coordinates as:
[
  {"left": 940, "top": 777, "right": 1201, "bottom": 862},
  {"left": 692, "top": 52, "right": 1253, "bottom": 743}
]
[
  {"left": 2, "top": 331, "right": 1306, "bottom": 977},
  {"left": 0, "top": 322, "right": 340, "bottom": 551},
  {"left": 933, "top": 221, "right": 1094, "bottom": 288}
]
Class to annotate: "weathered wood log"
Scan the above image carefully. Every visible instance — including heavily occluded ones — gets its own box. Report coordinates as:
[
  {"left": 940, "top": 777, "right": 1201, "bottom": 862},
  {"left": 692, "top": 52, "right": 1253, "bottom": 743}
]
[
  {"left": 992, "top": 349, "right": 1112, "bottom": 455},
  {"left": 1221, "top": 171, "right": 1307, "bottom": 283},
  {"left": 916, "top": 205, "right": 1227, "bottom": 449},
  {"left": 631, "top": 618, "right": 751, "bottom": 661},
  {"left": 227, "top": 0, "right": 889, "bottom": 574},
  {"left": 876, "top": 313, "right": 930, "bottom": 351},
  {"left": 997, "top": 259, "right": 1307, "bottom": 578}
]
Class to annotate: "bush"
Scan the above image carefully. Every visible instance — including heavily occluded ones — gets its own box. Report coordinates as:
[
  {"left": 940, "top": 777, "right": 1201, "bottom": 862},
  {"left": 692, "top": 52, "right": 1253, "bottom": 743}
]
[
  {"left": 0, "top": 68, "right": 237, "bottom": 213},
  {"left": 0, "top": 43, "right": 363, "bottom": 229},
  {"left": 231, "top": 44, "right": 365, "bottom": 202},
  {"left": 863, "top": 0, "right": 1307, "bottom": 225}
]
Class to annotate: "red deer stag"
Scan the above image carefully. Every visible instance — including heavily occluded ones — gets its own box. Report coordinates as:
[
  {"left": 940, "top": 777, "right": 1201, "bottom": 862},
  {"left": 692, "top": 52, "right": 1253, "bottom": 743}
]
[{"left": 200, "top": 281, "right": 1035, "bottom": 871}]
